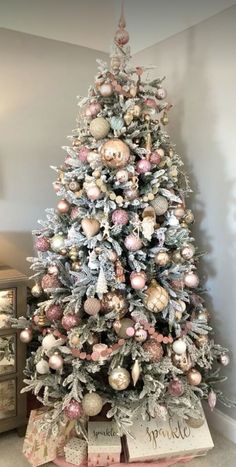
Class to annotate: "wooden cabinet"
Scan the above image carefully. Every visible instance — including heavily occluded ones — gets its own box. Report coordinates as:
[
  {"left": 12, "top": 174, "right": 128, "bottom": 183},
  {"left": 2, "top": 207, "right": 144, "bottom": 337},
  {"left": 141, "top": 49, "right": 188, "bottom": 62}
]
[{"left": 0, "top": 266, "right": 28, "bottom": 434}]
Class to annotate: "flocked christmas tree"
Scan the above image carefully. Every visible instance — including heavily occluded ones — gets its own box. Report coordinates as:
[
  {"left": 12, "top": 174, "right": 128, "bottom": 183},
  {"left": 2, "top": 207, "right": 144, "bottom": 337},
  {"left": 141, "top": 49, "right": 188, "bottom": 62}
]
[{"left": 15, "top": 8, "right": 234, "bottom": 436}]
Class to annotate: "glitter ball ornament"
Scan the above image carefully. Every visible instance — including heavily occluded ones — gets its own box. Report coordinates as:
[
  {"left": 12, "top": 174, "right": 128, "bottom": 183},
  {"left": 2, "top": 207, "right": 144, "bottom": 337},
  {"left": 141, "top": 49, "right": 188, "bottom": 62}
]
[
  {"left": 187, "top": 368, "right": 202, "bottom": 386},
  {"left": 144, "top": 280, "right": 169, "bottom": 313},
  {"left": 130, "top": 271, "right": 147, "bottom": 290},
  {"left": 155, "top": 251, "right": 170, "bottom": 267},
  {"left": 35, "top": 236, "right": 50, "bottom": 252},
  {"left": 143, "top": 339, "right": 164, "bottom": 363},
  {"left": 181, "top": 244, "right": 195, "bottom": 260},
  {"left": 172, "top": 353, "right": 192, "bottom": 372},
  {"left": 42, "top": 333, "right": 57, "bottom": 351},
  {"left": 108, "top": 367, "right": 131, "bottom": 391},
  {"left": 86, "top": 185, "right": 101, "bottom": 201},
  {"left": 173, "top": 339, "right": 187, "bottom": 355},
  {"left": 99, "top": 83, "right": 113, "bottom": 97},
  {"left": 114, "top": 318, "right": 134, "bottom": 339},
  {"left": 57, "top": 199, "right": 70, "bottom": 214},
  {"left": 124, "top": 234, "right": 142, "bottom": 252},
  {"left": 82, "top": 393, "right": 103, "bottom": 416},
  {"left": 101, "top": 291, "right": 128, "bottom": 318},
  {"left": 49, "top": 352, "right": 64, "bottom": 370},
  {"left": 184, "top": 272, "right": 199, "bottom": 288},
  {"left": 78, "top": 146, "right": 90, "bottom": 162},
  {"left": 36, "top": 360, "right": 50, "bottom": 375},
  {"left": 136, "top": 159, "right": 151, "bottom": 174},
  {"left": 42, "top": 274, "right": 61, "bottom": 291},
  {"left": 135, "top": 328, "right": 148, "bottom": 343},
  {"left": 31, "top": 283, "right": 43, "bottom": 297},
  {"left": 112, "top": 209, "right": 129, "bottom": 226},
  {"left": 90, "top": 117, "right": 110, "bottom": 140},
  {"left": 84, "top": 297, "right": 101, "bottom": 316},
  {"left": 219, "top": 353, "right": 230, "bottom": 366},
  {"left": 88, "top": 101, "right": 102, "bottom": 117},
  {"left": 51, "top": 234, "right": 65, "bottom": 253},
  {"left": 64, "top": 400, "right": 82, "bottom": 420},
  {"left": 46, "top": 304, "right": 63, "bottom": 322},
  {"left": 116, "top": 169, "right": 129, "bottom": 183},
  {"left": 151, "top": 195, "right": 168, "bottom": 215},
  {"left": 123, "top": 187, "right": 139, "bottom": 200},
  {"left": 62, "top": 314, "right": 79, "bottom": 331},
  {"left": 100, "top": 139, "right": 130, "bottom": 168},
  {"left": 81, "top": 218, "right": 100, "bottom": 239},
  {"left": 168, "top": 379, "right": 184, "bottom": 397},
  {"left": 20, "top": 328, "right": 32, "bottom": 343},
  {"left": 156, "top": 88, "right": 167, "bottom": 100},
  {"left": 150, "top": 149, "right": 163, "bottom": 164}
]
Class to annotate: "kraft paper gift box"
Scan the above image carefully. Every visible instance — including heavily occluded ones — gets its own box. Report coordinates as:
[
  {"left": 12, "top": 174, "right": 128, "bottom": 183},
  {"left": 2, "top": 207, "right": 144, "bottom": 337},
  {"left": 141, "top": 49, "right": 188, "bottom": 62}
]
[
  {"left": 64, "top": 437, "right": 87, "bottom": 465},
  {"left": 23, "top": 408, "right": 75, "bottom": 467},
  {"left": 122, "top": 407, "right": 214, "bottom": 464},
  {"left": 88, "top": 421, "right": 121, "bottom": 467}
]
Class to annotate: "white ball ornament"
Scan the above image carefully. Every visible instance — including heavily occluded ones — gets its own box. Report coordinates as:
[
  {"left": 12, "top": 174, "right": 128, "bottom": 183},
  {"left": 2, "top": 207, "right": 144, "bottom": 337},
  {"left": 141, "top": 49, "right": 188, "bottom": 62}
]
[
  {"left": 49, "top": 352, "right": 64, "bottom": 370},
  {"left": 36, "top": 360, "right": 50, "bottom": 375},
  {"left": 173, "top": 339, "right": 187, "bottom": 355},
  {"left": 42, "top": 333, "right": 57, "bottom": 351},
  {"left": 20, "top": 328, "right": 32, "bottom": 343},
  {"left": 82, "top": 393, "right": 103, "bottom": 416}
]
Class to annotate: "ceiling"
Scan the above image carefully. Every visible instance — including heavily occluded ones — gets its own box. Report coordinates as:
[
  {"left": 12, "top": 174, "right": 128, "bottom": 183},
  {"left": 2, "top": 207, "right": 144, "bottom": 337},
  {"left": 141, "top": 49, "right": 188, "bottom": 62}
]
[{"left": 1, "top": 0, "right": 236, "bottom": 54}]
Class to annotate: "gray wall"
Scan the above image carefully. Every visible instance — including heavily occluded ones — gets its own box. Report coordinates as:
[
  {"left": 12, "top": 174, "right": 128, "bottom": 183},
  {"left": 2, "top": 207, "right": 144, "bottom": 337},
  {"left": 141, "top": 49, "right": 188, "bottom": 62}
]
[
  {"left": 0, "top": 28, "right": 107, "bottom": 274},
  {"left": 134, "top": 5, "right": 236, "bottom": 418}
]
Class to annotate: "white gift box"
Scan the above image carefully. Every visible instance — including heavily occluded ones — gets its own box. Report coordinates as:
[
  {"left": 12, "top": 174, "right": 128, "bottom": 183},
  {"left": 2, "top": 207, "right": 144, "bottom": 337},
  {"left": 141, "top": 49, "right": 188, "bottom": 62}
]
[
  {"left": 87, "top": 421, "right": 121, "bottom": 467},
  {"left": 64, "top": 437, "right": 87, "bottom": 466}
]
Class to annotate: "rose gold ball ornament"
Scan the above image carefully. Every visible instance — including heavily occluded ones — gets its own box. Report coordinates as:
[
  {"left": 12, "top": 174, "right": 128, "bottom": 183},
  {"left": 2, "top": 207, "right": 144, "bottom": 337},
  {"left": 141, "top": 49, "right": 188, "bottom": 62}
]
[
  {"left": 41, "top": 274, "right": 61, "bottom": 292},
  {"left": 114, "top": 318, "right": 134, "bottom": 339},
  {"left": 31, "top": 283, "right": 43, "bottom": 297},
  {"left": 99, "top": 83, "right": 113, "bottom": 97},
  {"left": 184, "top": 272, "right": 200, "bottom": 288},
  {"left": 46, "top": 305, "right": 63, "bottom": 322},
  {"left": 86, "top": 185, "right": 101, "bottom": 201},
  {"left": 50, "top": 234, "right": 65, "bottom": 253},
  {"left": 112, "top": 209, "right": 129, "bottom": 226},
  {"left": 173, "top": 338, "right": 187, "bottom": 355},
  {"left": 219, "top": 353, "right": 230, "bottom": 366},
  {"left": 135, "top": 328, "right": 148, "bottom": 343},
  {"left": 82, "top": 393, "right": 103, "bottom": 417},
  {"left": 90, "top": 117, "right": 110, "bottom": 140},
  {"left": 187, "top": 368, "right": 202, "bottom": 386},
  {"left": 100, "top": 139, "right": 130, "bottom": 169},
  {"left": 123, "top": 187, "right": 139, "bottom": 201},
  {"left": 35, "top": 236, "right": 50, "bottom": 252},
  {"left": 61, "top": 314, "right": 79, "bottom": 331},
  {"left": 155, "top": 251, "right": 170, "bottom": 267},
  {"left": 181, "top": 244, "right": 195, "bottom": 260},
  {"left": 151, "top": 195, "right": 168, "bottom": 216},
  {"left": 156, "top": 88, "right": 167, "bottom": 100},
  {"left": 57, "top": 199, "right": 70, "bottom": 214},
  {"left": 88, "top": 101, "right": 102, "bottom": 117},
  {"left": 84, "top": 297, "right": 101, "bottom": 316},
  {"left": 143, "top": 339, "right": 164, "bottom": 363},
  {"left": 101, "top": 291, "right": 128, "bottom": 318},
  {"left": 130, "top": 271, "right": 147, "bottom": 290},
  {"left": 144, "top": 280, "right": 169, "bottom": 313},
  {"left": 168, "top": 378, "right": 184, "bottom": 397},
  {"left": 64, "top": 400, "right": 82, "bottom": 420},
  {"left": 20, "top": 328, "right": 33, "bottom": 344},
  {"left": 124, "top": 234, "right": 142, "bottom": 252},
  {"left": 49, "top": 352, "right": 64, "bottom": 370},
  {"left": 136, "top": 159, "right": 151, "bottom": 174},
  {"left": 108, "top": 367, "right": 131, "bottom": 391}
]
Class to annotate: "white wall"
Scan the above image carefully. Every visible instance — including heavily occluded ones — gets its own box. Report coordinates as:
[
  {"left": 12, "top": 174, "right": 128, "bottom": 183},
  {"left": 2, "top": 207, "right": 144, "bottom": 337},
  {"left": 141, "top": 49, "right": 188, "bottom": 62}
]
[
  {"left": 134, "top": 5, "right": 236, "bottom": 419},
  {"left": 0, "top": 28, "right": 107, "bottom": 275}
]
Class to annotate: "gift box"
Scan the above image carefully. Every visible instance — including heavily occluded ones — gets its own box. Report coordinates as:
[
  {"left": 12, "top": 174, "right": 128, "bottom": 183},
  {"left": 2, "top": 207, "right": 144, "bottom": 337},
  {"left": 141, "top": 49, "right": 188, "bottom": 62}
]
[
  {"left": 23, "top": 408, "right": 75, "bottom": 467},
  {"left": 122, "top": 406, "right": 214, "bottom": 463},
  {"left": 64, "top": 437, "right": 87, "bottom": 465},
  {"left": 88, "top": 421, "right": 121, "bottom": 467}
]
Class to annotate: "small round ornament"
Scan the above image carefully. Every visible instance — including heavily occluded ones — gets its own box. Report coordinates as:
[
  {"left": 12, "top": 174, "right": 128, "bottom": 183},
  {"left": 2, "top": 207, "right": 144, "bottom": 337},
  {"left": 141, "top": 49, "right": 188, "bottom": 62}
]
[
  {"left": 114, "top": 318, "right": 134, "bottom": 339},
  {"left": 36, "top": 360, "right": 50, "bottom": 375},
  {"left": 88, "top": 101, "right": 102, "bottom": 117},
  {"left": 155, "top": 251, "right": 170, "bottom": 267},
  {"left": 20, "top": 328, "right": 32, "bottom": 343},
  {"left": 124, "top": 234, "right": 142, "bottom": 252},
  {"left": 219, "top": 353, "right": 230, "bottom": 366},
  {"left": 57, "top": 199, "right": 70, "bottom": 214},
  {"left": 100, "top": 139, "right": 130, "bottom": 169},
  {"left": 116, "top": 169, "right": 129, "bottom": 183},
  {"left": 112, "top": 209, "right": 129, "bottom": 226},
  {"left": 46, "top": 304, "right": 63, "bottom": 322},
  {"left": 151, "top": 195, "right": 168, "bottom": 216},
  {"left": 49, "top": 352, "right": 63, "bottom": 370},
  {"left": 82, "top": 393, "right": 103, "bottom": 416},
  {"left": 64, "top": 400, "right": 82, "bottom": 420},
  {"left": 135, "top": 328, "right": 148, "bottom": 343},
  {"left": 101, "top": 291, "right": 128, "bottom": 318},
  {"left": 35, "top": 236, "right": 50, "bottom": 252},
  {"left": 181, "top": 244, "right": 195, "bottom": 260},
  {"left": 31, "top": 283, "right": 43, "bottom": 297},
  {"left": 136, "top": 159, "right": 151, "bottom": 174},
  {"left": 173, "top": 339, "right": 187, "bottom": 355},
  {"left": 62, "top": 314, "right": 79, "bottom": 331},
  {"left": 84, "top": 297, "right": 101, "bottom": 316},
  {"left": 50, "top": 234, "right": 65, "bottom": 253},
  {"left": 130, "top": 271, "right": 147, "bottom": 290},
  {"left": 42, "top": 333, "right": 57, "bottom": 351},
  {"left": 174, "top": 207, "right": 185, "bottom": 219},
  {"left": 90, "top": 117, "right": 110, "bottom": 140},
  {"left": 172, "top": 353, "right": 192, "bottom": 372},
  {"left": 98, "top": 83, "right": 113, "bottom": 97},
  {"left": 144, "top": 280, "right": 169, "bottom": 313},
  {"left": 41, "top": 274, "right": 61, "bottom": 291},
  {"left": 168, "top": 378, "right": 184, "bottom": 396},
  {"left": 123, "top": 187, "right": 139, "bottom": 201},
  {"left": 86, "top": 185, "right": 101, "bottom": 201},
  {"left": 143, "top": 339, "right": 164, "bottom": 363},
  {"left": 187, "top": 369, "right": 202, "bottom": 386},
  {"left": 184, "top": 272, "right": 199, "bottom": 288},
  {"left": 156, "top": 88, "right": 167, "bottom": 100},
  {"left": 150, "top": 151, "right": 162, "bottom": 165},
  {"left": 69, "top": 180, "right": 80, "bottom": 192},
  {"left": 108, "top": 367, "right": 131, "bottom": 391}
]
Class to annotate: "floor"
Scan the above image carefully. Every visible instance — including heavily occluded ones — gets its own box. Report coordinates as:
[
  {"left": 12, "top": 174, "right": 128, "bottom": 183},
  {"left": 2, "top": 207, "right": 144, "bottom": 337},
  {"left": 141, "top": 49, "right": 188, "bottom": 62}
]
[{"left": 0, "top": 429, "right": 235, "bottom": 467}]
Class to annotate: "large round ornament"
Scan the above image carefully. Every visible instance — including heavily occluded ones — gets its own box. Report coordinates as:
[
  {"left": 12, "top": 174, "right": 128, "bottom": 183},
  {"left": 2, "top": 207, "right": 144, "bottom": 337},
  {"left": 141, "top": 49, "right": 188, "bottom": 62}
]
[
  {"left": 81, "top": 218, "right": 100, "bottom": 239},
  {"left": 172, "top": 339, "right": 187, "bottom": 355},
  {"left": 90, "top": 117, "right": 110, "bottom": 140},
  {"left": 20, "top": 328, "right": 32, "bottom": 343},
  {"left": 130, "top": 271, "right": 147, "bottom": 290},
  {"left": 100, "top": 139, "right": 130, "bottom": 169},
  {"left": 181, "top": 244, "right": 195, "bottom": 260},
  {"left": 41, "top": 274, "right": 61, "bottom": 291},
  {"left": 124, "top": 234, "right": 142, "bottom": 252},
  {"left": 49, "top": 352, "right": 64, "bottom": 370},
  {"left": 46, "top": 304, "right": 63, "bottom": 322},
  {"left": 143, "top": 339, "right": 164, "bottom": 363},
  {"left": 101, "top": 291, "right": 128, "bottom": 318},
  {"left": 82, "top": 393, "right": 103, "bottom": 416},
  {"left": 62, "top": 314, "right": 79, "bottom": 331},
  {"left": 42, "top": 333, "right": 57, "bottom": 351},
  {"left": 144, "top": 280, "right": 169, "bottom": 313},
  {"left": 64, "top": 400, "right": 82, "bottom": 420},
  {"left": 114, "top": 318, "right": 134, "bottom": 339},
  {"left": 99, "top": 83, "right": 113, "bottom": 97},
  {"left": 187, "top": 369, "right": 202, "bottom": 386},
  {"left": 155, "top": 251, "right": 170, "bottom": 267},
  {"left": 36, "top": 360, "right": 50, "bottom": 375},
  {"left": 112, "top": 209, "right": 129, "bottom": 226},
  {"left": 84, "top": 297, "right": 101, "bottom": 316},
  {"left": 108, "top": 367, "right": 131, "bottom": 391},
  {"left": 151, "top": 196, "right": 168, "bottom": 216},
  {"left": 184, "top": 272, "right": 199, "bottom": 288},
  {"left": 168, "top": 378, "right": 184, "bottom": 396},
  {"left": 51, "top": 234, "right": 65, "bottom": 253},
  {"left": 57, "top": 199, "right": 70, "bottom": 214},
  {"left": 35, "top": 236, "right": 50, "bottom": 252}
]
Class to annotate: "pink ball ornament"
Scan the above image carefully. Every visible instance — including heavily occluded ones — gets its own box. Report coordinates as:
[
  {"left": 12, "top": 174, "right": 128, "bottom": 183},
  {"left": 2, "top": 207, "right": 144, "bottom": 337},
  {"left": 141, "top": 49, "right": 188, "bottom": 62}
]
[
  {"left": 89, "top": 102, "right": 102, "bottom": 117},
  {"left": 35, "top": 236, "right": 50, "bottom": 252},
  {"left": 46, "top": 305, "right": 63, "bottom": 322},
  {"left": 86, "top": 185, "right": 101, "bottom": 201},
  {"left": 123, "top": 188, "right": 139, "bottom": 201},
  {"left": 114, "top": 29, "right": 129, "bottom": 46},
  {"left": 20, "top": 328, "right": 33, "bottom": 344},
  {"left": 136, "top": 159, "right": 152, "bottom": 174},
  {"left": 184, "top": 272, "right": 199, "bottom": 288},
  {"left": 41, "top": 274, "right": 61, "bottom": 291},
  {"left": 150, "top": 151, "right": 162, "bottom": 165},
  {"left": 78, "top": 146, "right": 89, "bottom": 162},
  {"left": 168, "top": 378, "right": 184, "bottom": 397},
  {"left": 112, "top": 209, "right": 129, "bottom": 226},
  {"left": 64, "top": 400, "right": 82, "bottom": 420},
  {"left": 49, "top": 352, "right": 64, "bottom": 370},
  {"left": 99, "top": 83, "right": 113, "bottom": 97},
  {"left": 124, "top": 234, "right": 143, "bottom": 252},
  {"left": 156, "top": 88, "right": 167, "bottom": 100},
  {"left": 61, "top": 314, "right": 79, "bottom": 331},
  {"left": 130, "top": 271, "right": 147, "bottom": 290}
]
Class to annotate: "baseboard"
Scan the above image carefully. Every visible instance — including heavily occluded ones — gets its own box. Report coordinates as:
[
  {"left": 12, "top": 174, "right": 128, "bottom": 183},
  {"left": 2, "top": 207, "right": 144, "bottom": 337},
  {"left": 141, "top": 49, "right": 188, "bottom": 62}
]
[{"left": 204, "top": 403, "right": 236, "bottom": 444}]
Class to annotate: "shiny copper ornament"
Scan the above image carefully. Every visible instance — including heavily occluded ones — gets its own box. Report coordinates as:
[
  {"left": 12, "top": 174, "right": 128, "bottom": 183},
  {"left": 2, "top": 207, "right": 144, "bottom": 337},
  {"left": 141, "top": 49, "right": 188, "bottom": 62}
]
[
  {"left": 57, "top": 199, "right": 70, "bottom": 214},
  {"left": 100, "top": 291, "right": 128, "bottom": 318},
  {"left": 143, "top": 339, "right": 164, "bottom": 363},
  {"left": 100, "top": 139, "right": 130, "bottom": 168},
  {"left": 187, "top": 368, "right": 202, "bottom": 386}
]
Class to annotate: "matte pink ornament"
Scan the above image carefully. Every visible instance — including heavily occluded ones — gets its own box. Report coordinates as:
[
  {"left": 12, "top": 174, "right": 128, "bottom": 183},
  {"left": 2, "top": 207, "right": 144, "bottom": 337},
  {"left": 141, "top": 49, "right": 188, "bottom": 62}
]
[
  {"left": 64, "top": 400, "right": 82, "bottom": 420},
  {"left": 124, "top": 234, "right": 143, "bottom": 252},
  {"left": 126, "top": 327, "right": 135, "bottom": 337},
  {"left": 112, "top": 209, "right": 129, "bottom": 226},
  {"left": 184, "top": 272, "right": 200, "bottom": 288},
  {"left": 46, "top": 305, "right": 63, "bottom": 322},
  {"left": 35, "top": 236, "right": 50, "bottom": 252},
  {"left": 61, "top": 314, "right": 79, "bottom": 331},
  {"left": 89, "top": 102, "right": 102, "bottom": 116},
  {"left": 136, "top": 159, "right": 152, "bottom": 174},
  {"left": 99, "top": 83, "right": 113, "bottom": 97},
  {"left": 49, "top": 353, "right": 64, "bottom": 370},
  {"left": 168, "top": 378, "right": 184, "bottom": 396},
  {"left": 86, "top": 186, "right": 101, "bottom": 201},
  {"left": 130, "top": 271, "right": 147, "bottom": 290},
  {"left": 78, "top": 146, "right": 89, "bottom": 162}
]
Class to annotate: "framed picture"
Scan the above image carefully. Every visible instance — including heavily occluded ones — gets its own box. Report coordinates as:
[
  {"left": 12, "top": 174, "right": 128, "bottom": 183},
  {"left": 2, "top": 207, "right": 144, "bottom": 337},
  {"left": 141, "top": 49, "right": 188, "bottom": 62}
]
[
  {"left": 0, "top": 288, "right": 16, "bottom": 329},
  {"left": 0, "top": 335, "right": 16, "bottom": 375}
]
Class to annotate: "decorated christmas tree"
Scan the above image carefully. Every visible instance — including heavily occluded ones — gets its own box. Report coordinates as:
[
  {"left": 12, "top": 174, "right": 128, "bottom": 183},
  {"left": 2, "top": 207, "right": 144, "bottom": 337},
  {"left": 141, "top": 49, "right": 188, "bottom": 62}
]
[{"left": 15, "top": 8, "right": 234, "bottom": 436}]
